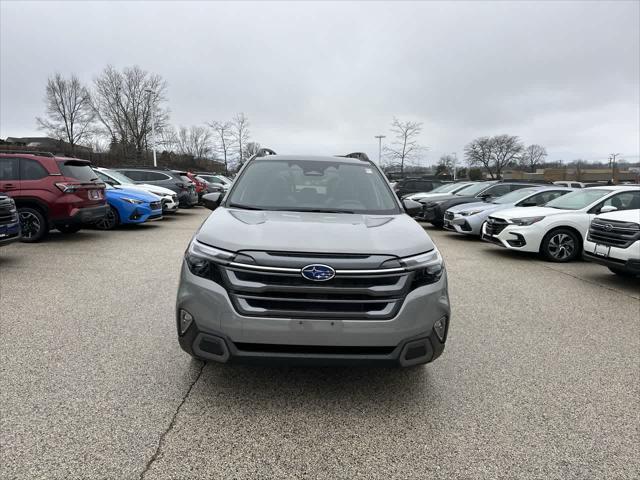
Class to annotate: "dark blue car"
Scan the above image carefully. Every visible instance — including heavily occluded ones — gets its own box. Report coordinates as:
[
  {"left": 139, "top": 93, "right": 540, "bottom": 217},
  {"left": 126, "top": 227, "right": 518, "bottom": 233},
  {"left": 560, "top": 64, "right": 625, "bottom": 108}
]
[
  {"left": 0, "top": 194, "right": 21, "bottom": 246},
  {"left": 96, "top": 185, "right": 163, "bottom": 230}
]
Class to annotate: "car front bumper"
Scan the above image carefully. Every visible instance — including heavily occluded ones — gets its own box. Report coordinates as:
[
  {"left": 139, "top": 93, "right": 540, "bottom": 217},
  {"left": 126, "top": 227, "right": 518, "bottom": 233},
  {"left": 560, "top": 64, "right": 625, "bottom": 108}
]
[
  {"left": 443, "top": 213, "right": 484, "bottom": 235},
  {"left": 481, "top": 222, "right": 544, "bottom": 253},
  {"left": 0, "top": 222, "right": 21, "bottom": 246},
  {"left": 176, "top": 262, "right": 451, "bottom": 367},
  {"left": 583, "top": 239, "right": 640, "bottom": 274}
]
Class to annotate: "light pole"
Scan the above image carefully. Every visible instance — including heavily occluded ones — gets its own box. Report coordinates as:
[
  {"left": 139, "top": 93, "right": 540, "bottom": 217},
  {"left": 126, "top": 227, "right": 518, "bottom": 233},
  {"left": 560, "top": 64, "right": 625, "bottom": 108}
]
[
  {"left": 374, "top": 135, "right": 385, "bottom": 164},
  {"left": 144, "top": 88, "right": 157, "bottom": 167},
  {"left": 609, "top": 153, "right": 621, "bottom": 184},
  {"left": 451, "top": 152, "right": 458, "bottom": 181}
]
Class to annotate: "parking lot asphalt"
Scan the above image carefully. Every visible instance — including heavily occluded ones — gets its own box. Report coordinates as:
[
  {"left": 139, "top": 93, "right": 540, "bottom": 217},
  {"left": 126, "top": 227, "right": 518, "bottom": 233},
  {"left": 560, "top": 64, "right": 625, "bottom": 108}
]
[{"left": 1, "top": 208, "right": 638, "bottom": 480}]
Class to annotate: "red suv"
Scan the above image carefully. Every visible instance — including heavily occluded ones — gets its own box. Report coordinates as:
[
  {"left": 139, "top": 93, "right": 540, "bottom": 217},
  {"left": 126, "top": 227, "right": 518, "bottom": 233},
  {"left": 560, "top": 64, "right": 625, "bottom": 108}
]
[{"left": 0, "top": 152, "right": 107, "bottom": 242}]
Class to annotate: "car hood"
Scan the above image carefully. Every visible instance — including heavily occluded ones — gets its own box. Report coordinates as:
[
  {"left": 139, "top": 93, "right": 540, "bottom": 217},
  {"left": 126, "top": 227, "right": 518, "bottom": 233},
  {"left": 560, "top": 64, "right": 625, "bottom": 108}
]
[
  {"left": 489, "top": 206, "right": 570, "bottom": 220},
  {"left": 412, "top": 192, "right": 457, "bottom": 201},
  {"left": 595, "top": 209, "right": 640, "bottom": 222},
  {"left": 447, "top": 201, "right": 498, "bottom": 214},
  {"left": 135, "top": 184, "right": 176, "bottom": 196},
  {"left": 196, "top": 208, "right": 435, "bottom": 257},
  {"left": 108, "top": 187, "right": 160, "bottom": 202}
]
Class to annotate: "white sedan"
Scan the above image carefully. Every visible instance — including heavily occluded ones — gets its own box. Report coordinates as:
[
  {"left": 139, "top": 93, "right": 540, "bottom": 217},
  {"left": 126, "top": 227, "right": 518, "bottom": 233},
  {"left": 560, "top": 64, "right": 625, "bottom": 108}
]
[{"left": 481, "top": 186, "right": 640, "bottom": 262}]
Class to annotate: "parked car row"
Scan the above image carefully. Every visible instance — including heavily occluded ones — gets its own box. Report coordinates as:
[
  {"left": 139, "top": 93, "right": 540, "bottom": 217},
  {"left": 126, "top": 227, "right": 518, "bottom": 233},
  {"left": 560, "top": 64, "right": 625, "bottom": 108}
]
[
  {"left": 411, "top": 180, "right": 639, "bottom": 277},
  {"left": 0, "top": 151, "right": 232, "bottom": 243}
]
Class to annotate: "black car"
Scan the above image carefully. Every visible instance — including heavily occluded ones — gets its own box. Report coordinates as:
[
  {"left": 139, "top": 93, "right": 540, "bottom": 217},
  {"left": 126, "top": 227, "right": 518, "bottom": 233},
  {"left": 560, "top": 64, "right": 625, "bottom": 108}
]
[
  {"left": 115, "top": 166, "right": 198, "bottom": 208},
  {"left": 419, "top": 181, "right": 549, "bottom": 227},
  {"left": 0, "top": 194, "right": 21, "bottom": 246},
  {"left": 393, "top": 177, "right": 446, "bottom": 198}
]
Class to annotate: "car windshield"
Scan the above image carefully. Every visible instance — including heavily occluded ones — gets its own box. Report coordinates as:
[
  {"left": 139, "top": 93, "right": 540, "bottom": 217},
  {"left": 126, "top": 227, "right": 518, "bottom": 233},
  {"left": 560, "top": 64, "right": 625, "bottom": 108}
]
[
  {"left": 456, "top": 182, "right": 492, "bottom": 196},
  {"left": 227, "top": 159, "right": 400, "bottom": 214},
  {"left": 544, "top": 189, "right": 612, "bottom": 210},
  {"left": 101, "top": 169, "right": 135, "bottom": 185},
  {"left": 492, "top": 187, "right": 539, "bottom": 204}
]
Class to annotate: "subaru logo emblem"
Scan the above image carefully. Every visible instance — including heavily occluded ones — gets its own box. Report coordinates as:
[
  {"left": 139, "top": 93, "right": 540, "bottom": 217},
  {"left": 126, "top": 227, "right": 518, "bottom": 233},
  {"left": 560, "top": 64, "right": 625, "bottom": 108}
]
[
  {"left": 301, "top": 264, "right": 335, "bottom": 281},
  {"left": 603, "top": 223, "right": 613, "bottom": 232}
]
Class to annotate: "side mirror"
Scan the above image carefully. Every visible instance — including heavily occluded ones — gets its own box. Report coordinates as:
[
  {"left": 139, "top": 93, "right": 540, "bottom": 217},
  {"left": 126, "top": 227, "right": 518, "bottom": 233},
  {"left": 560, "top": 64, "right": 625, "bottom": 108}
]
[
  {"left": 403, "top": 198, "right": 422, "bottom": 216},
  {"left": 520, "top": 201, "right": 537, "bottom": 207},
  {"left": 479, "top": 193, "right": 493, "bottom": 202},
  {"left": 202, "top": 192, "right": 222, "bottom": 211},
  {"left": 106, "top": 180, "right": 117, "bottom": 186},
  {"left": 600, "top": 205, "right": 618, "bottom": 214}
]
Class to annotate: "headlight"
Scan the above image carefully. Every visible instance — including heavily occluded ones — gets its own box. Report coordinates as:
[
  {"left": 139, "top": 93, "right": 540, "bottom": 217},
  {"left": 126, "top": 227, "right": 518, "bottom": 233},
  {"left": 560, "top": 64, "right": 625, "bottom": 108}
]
[
  {"left": 400, "top": 250, "right": 445, "bottom": 287},
  {"left": 460, "top": 209, "right": 483, "bottom": 217},
  {"left": 122, "top": 198, "right": 144, "bottom": 204},
  {"left": 510, "top": 216, "right": 545, "bottom": 226},
  {"left": 185, "top": 241, "right": 234, "bottom": 280}
]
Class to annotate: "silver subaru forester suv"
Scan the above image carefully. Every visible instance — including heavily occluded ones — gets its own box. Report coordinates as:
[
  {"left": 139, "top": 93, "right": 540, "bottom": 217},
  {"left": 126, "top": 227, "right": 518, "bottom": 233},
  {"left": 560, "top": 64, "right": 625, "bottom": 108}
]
[{"left": 176, "top": 153, "right": 450, "bottom": 367}]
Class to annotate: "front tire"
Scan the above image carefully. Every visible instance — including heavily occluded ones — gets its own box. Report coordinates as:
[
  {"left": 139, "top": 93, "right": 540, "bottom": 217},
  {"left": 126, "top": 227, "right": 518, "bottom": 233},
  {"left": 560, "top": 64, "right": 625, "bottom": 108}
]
[
  {"left": 18, "top": 207, "right": 48, "bottom": 243},
  {"left": 541, "top": 228, "right": 581, "bottom": 262},
  {"left": 95, "top": 206, "right": 120, "bottom": 230}
]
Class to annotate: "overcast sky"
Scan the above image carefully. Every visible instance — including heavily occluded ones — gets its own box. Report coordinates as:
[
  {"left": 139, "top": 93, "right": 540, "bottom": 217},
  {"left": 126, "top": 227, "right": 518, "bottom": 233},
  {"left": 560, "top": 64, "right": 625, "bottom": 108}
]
[{"left": 1, "top": 1, "right": 639, "bottom": 164}]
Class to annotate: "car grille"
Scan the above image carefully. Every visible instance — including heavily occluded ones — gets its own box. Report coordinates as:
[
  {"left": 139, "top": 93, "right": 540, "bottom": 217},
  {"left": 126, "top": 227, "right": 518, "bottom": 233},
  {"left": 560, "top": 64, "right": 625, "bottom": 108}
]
[
  {"left": 217, "top": 252, "right": 413, "bottom": 320},
  {"left": 486, "top": 217, "right": 508, "bottom": 235},
  {"left": 588, "top": 218, "right": 640, "bottom": 248},
  {"left": 150, "top": 201, "right": 162, "bottom": 210}
]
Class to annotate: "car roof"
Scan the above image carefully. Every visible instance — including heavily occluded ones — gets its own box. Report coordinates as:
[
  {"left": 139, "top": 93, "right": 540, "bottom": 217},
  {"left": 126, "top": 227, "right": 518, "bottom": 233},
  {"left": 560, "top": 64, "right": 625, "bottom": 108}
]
[
  {"left": 586, "top": 185, "right": 639, "bottom": 190},
  {"left": 252, "top": 154, "right": 369, "bottom": 165}
]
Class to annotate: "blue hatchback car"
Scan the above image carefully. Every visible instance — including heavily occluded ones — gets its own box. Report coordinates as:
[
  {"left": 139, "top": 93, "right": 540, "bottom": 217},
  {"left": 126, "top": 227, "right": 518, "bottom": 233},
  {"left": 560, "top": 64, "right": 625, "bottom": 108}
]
[{"left": 96, "top": 185, "right": 163, "bottom": 230}]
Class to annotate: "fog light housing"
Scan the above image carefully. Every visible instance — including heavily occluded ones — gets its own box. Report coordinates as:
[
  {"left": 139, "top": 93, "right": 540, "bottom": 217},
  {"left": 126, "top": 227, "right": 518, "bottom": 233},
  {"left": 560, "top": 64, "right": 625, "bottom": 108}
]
[
  {"left": 433, "top": 316, "right": 448, "bottom": 342},
  {"left": 179, "top": 310, "right": 194, "bottom": 335}
]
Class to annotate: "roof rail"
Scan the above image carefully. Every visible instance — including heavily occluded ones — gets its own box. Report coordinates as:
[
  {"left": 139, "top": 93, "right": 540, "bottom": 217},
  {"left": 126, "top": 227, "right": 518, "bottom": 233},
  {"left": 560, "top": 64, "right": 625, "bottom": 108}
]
[
  {"left": 256, "top": 148, "right": 277, "bottom": 157},
  {"left": 0, "top": 150, "right": 56, "bottom": 157},
  {"left": 336, "top": 152, "right": 371, "bottom": 162},
  {"left": 248, "top": 148, "right": 277, "bottom": 162},
  {"left": 113, "top": 165, "right": 172, "bottom": 170}
]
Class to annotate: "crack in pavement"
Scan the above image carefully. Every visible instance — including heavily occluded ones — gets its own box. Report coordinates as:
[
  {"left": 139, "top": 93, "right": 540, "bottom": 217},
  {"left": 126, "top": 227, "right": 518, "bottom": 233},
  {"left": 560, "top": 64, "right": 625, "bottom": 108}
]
[{"left": 139, "top": 360, "right": 206, "bottom": 480}]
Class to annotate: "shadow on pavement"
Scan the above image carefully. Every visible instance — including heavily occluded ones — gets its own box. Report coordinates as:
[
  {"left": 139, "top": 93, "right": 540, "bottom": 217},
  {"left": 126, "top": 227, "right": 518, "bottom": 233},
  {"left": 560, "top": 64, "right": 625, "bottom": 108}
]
[{"left": 197, "top": 361, "right": 436, "bottom": 409}]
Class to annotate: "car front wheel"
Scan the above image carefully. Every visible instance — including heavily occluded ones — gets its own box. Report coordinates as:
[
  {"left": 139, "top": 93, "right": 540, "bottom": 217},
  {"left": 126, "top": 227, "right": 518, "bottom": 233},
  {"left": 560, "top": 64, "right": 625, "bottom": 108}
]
[
  {"left": 541, "top": 228, "right": 581, "bottom": 262},
  {"left": 18, "top": 207, "right": 48, "bottom": 243},
  {"left": 95, "top": 206, "right": 119, "bottom": 230}
]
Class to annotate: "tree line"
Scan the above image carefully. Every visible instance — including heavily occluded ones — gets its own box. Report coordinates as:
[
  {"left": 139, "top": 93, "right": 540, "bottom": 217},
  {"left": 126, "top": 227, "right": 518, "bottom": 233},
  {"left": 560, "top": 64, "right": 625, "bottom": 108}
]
[{"left": 35, "top": 67, "right": 259, "bottom": 174}]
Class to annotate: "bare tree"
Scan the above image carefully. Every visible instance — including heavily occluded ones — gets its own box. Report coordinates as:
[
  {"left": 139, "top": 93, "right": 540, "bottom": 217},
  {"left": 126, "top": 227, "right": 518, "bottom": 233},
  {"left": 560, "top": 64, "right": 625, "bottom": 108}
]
[
  {"left": 176, "top": 125, "right": 212, "bottom": 159},
  {"left": 232, "top": 113, "right": 250, "bottom": 166},
  {"left": 36, "top": 73, "right": 95, "bottom": 151},
  {"left": 243, "top": 141, "right": 262, "bottom": 159},
  {"left": 157, "top": 126, "right": 179, "bottom": 152},
  {"left": 464, "top": 136, "right": 494, "bottom": 178},
  {"left": 207, "top": 120, "right": 233, "bottom": 175},
  {"left": 490, "top": 134, "right": 524, "bottom": 178},
  {"left": 519, "top": 144, "right": 547, "bottom": 173},
  {"left": 383, "top": 117, "right": 424, "bottom": 174},
  {"left": 436, "top": 154, "right": 455, "bottom": 176},
  {"left": 92, "top": 65, "right": 169, "bottom": 160}
]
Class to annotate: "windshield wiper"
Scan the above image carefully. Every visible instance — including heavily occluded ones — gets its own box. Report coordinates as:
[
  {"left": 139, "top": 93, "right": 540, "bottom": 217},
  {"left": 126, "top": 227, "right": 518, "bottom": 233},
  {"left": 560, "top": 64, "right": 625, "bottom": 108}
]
[
  {"left": 286, "top": 208, "right": 355, "bottom": 214},
  {"left": 228, "top": 203, "right": 265, "bottom": 211}
]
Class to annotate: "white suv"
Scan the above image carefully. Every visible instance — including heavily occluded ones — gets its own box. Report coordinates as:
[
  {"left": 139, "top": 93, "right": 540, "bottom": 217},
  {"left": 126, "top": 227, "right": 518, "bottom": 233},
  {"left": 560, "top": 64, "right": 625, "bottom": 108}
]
[
  {"left": 583, "top": 209, "right": 640, "bottom": 276},
  {"left": 481, "top": 186, "right": 640, "bottom": 262}
]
